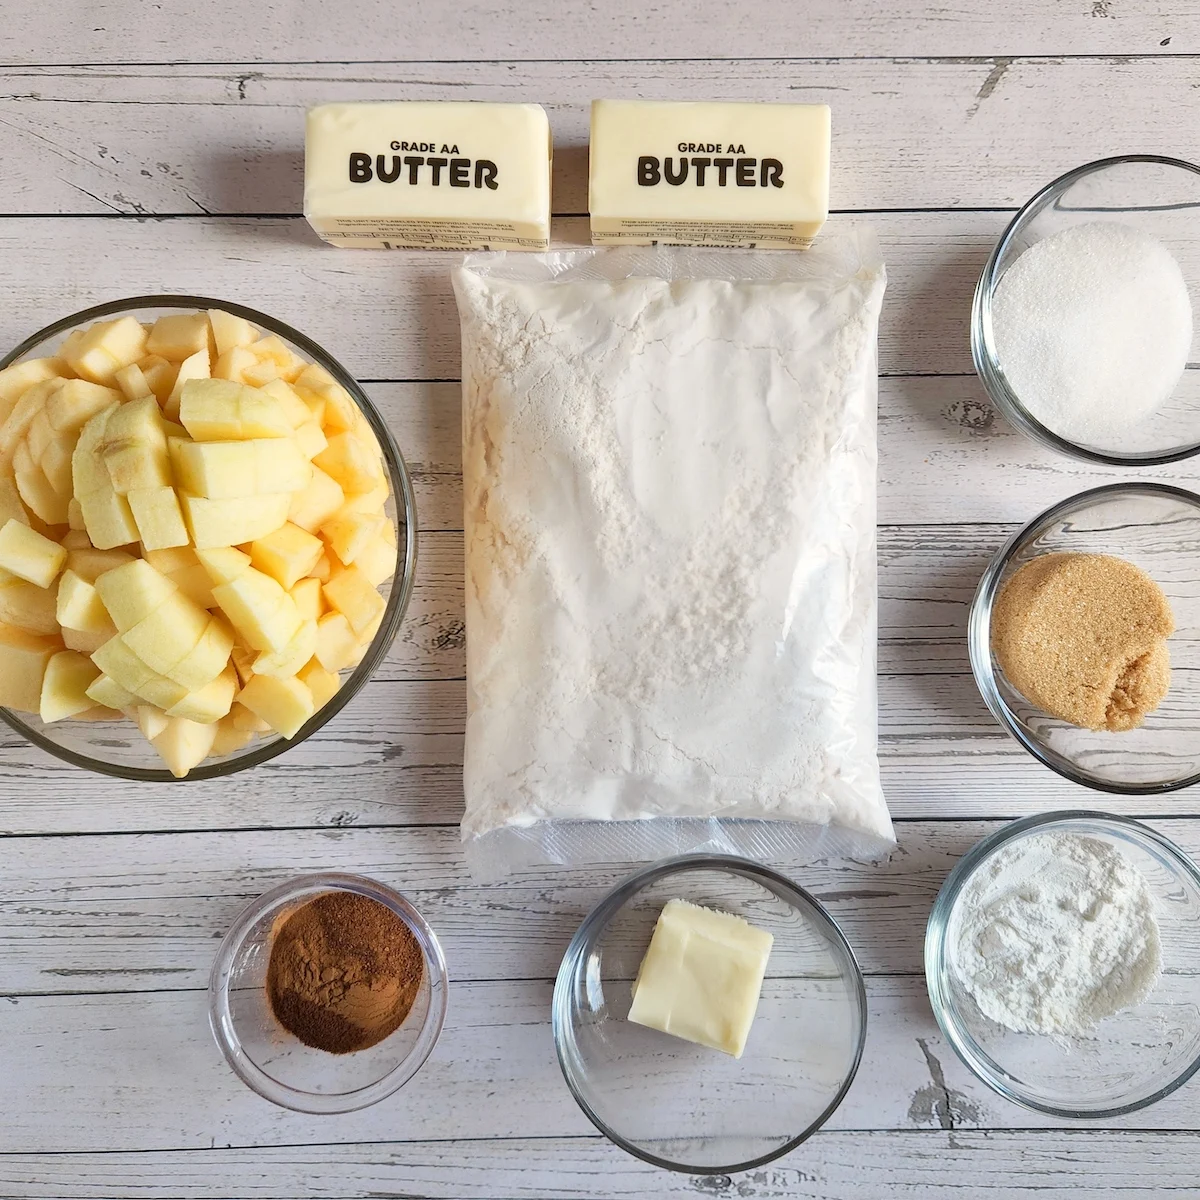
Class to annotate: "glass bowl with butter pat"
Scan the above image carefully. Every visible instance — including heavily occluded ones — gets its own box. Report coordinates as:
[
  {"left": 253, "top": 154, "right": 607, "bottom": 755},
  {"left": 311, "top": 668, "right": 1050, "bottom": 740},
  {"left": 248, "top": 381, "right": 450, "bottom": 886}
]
[{"left": 552, "top": 855, "right": 866, "bottom": 1175}]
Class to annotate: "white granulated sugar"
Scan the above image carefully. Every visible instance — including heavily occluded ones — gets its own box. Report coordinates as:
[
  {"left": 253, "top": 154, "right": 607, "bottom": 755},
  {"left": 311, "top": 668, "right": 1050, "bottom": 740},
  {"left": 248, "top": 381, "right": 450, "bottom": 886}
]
[
  {"left": 991, "top": 221, "right": 1192, "bottom": 447},
  {"left": 950, "top": 832, "right": 1161, "bottom": 1037},
  {"left": 453, "top": 240, "right": 891, "bottom": 864}
]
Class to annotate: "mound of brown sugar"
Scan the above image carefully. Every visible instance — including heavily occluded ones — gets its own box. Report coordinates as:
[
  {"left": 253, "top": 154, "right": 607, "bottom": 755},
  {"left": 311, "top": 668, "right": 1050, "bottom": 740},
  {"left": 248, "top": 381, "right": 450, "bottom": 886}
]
[{"left": 991, "top": 552, "right": 1174, "bottom": 732}]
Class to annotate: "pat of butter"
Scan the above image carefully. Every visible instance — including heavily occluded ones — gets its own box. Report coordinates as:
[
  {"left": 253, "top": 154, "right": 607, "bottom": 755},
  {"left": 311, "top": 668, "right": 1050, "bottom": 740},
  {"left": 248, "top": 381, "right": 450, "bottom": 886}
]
[
  {"left": 304, "top": 102, "right": 552, "bottom": 250},
  {"left": 628, "top": 898, "right": 773, "bottom": 1058},
  {"left": 589, "top": 100, "right": 830, "bottom": 249}
]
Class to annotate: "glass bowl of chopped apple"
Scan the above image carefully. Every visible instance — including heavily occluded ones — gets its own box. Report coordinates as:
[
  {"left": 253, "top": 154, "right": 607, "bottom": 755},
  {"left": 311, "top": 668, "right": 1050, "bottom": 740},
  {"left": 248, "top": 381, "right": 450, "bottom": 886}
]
[{"left": 0, "top": 297, "right": 416, "bottom": 780}]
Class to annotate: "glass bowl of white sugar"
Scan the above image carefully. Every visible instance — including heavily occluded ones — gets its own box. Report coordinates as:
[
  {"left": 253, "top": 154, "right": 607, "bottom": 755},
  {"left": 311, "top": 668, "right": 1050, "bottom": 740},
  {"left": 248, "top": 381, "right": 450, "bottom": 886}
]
[
  {"left": 972, "top": 155, "right": 1200, "bottom": 464},
  {"left": 926, "top": 811, "right": 1200, "bottom": 1118}
]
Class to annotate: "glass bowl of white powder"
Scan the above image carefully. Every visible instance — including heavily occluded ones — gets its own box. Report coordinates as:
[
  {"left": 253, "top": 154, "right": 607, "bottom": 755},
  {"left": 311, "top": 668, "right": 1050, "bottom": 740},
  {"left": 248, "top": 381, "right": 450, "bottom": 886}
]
[
  {"left": 926, "top": 811, "right": 1200, "bottom": 1118},
  {"left": 552, "top": 854, "right": 867, "bottom": 1174},
  {"left": 972, "top": 155, "right": 1200, "bottom": 464}
]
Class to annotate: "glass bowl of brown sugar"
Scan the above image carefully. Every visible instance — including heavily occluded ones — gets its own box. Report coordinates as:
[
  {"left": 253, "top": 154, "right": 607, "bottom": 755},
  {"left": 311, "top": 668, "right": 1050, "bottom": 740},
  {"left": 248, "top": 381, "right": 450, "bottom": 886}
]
[{"left": 208, "top": 872, "right": 448, "bottom": 1113}]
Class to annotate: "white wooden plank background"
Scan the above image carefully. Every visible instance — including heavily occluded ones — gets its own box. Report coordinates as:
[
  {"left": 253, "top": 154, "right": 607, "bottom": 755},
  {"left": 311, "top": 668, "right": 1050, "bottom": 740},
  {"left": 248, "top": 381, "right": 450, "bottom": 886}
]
[{"left": 2, "top": 2, "right": 1200, "bottom": 1196}]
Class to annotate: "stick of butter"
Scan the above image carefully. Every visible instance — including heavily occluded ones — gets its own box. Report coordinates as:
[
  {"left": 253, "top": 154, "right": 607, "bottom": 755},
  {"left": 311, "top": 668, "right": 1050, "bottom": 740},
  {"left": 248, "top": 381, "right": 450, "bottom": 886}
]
[
  {"left": 589, "top": 100, "right": 830, "bottom": 249},
  {"left": 304, "top": 102, "right": 552, "bottom": 250},
  {"left": 628, "top": 898, "right": 773, "bottom": 1058}
]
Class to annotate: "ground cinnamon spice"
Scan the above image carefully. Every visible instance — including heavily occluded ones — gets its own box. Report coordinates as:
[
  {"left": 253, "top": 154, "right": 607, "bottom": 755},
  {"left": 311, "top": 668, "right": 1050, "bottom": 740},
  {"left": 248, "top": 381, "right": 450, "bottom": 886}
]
[{"left": 266, "top": 891, "right": 425, "bottom": 1054}]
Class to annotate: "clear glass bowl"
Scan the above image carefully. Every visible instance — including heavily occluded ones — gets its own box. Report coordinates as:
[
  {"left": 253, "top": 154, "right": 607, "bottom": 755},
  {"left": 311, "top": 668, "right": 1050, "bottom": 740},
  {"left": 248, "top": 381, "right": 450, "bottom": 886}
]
[
  {"left": 208, "top": 872, "right": 448, "bottom": 1113},
  {"left": 552, "top": 854, "right": 867, "bottom": 1175},
  {"left": 969, "top": 482, "right": 1200, "bottom": 793},
  {"left": 0, "top": 296, "right": 417, "bottom": 780},
  {"left": 926, "top": 811, "right": 1200, "bottom": 1118},
  {"left": 972, "top": 155, "right": 1200, "bottom": 464}
]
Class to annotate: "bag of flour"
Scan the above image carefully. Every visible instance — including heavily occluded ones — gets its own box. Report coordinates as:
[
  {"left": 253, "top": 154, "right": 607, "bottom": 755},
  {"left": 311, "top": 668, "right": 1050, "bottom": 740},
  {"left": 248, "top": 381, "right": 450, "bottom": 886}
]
[{"left": 452, "top": 233, "right": 891, "bottom": 875}]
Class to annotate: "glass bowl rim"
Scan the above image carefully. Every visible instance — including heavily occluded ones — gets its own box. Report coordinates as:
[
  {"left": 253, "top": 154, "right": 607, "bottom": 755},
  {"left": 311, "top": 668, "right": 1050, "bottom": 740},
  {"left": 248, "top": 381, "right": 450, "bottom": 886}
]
[
  {"left": 0, "top": 294, "right": 418, "bottom": 781},
  {"left": 207, "top": 870, "right": 449, "bottom": 1114},
  {"left": 924, "top": 808, "right": 1200, "bottom": 1119},
  {"left": 968, "top": 480, "right": 1200, "bottom": 795},
  {"left": 970, "top": 153, "right": 1200, "bottom": 467},
  {"left": 550, "top": 852, "right": 868, "bottom": 1176}
]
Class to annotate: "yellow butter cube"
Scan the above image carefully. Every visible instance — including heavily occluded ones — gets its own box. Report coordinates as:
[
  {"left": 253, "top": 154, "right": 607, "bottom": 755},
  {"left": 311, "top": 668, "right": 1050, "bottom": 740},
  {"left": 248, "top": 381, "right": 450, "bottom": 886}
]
[{"left": 0, "top": 519, "right": 66, "bottom": 588}]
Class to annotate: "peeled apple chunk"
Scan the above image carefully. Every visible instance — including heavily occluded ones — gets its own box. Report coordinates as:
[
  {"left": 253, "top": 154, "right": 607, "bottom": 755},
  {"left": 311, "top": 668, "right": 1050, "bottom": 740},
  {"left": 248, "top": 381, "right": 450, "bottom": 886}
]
[{"left": 0, "top": 307, "right": 394, "bottom": 775}]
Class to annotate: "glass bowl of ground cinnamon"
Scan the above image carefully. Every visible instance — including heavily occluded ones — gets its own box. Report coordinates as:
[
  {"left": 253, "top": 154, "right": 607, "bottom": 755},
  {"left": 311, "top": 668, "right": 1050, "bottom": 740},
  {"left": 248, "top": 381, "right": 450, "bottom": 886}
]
[
  {"left": 969, "top": 482, "right": 1200, "bottom": 794},
  {"left": 208, "top": 872, "right": 447, "bottom": 1113}
]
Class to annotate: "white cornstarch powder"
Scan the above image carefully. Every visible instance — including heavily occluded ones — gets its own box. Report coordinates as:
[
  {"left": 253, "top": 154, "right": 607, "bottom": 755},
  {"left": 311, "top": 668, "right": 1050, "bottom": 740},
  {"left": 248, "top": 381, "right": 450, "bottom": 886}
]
[
  {"left": 452, "top": 238, "right": 892, "bottom": 867},
  {"left": 950, "top": 832, "right": 1162, "bottom": 1037},
  {"left": 991, "top": 221, "right": 1193, "bottom": 447}
]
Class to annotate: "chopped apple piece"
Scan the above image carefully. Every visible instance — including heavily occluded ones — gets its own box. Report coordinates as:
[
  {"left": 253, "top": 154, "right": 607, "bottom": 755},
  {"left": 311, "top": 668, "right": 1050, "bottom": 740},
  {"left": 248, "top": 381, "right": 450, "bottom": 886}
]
[
  {"left": 240, "top": 358, "right": 279, "bottom": 387},
  {"left": 0, "top": 358, "right": 66, "bottom": 409},
  {"left": 314, "top": 432, "right": 384, "bottom": 494},
  {"left": 71, "top": 404, "right": 118, "bottom": 498},
  {"left": 0, "top": 519, "right": 66, "bottom": 587},
  {"left": 93, "top": 558, "right": 178, "bottom": 632},
  {"left": 323, "top": 565, "right": 385, "bottom": 636},
  {"left": 165, "top": 615, "right": 234, "bottom": 691},
  {"left": 230, "top": 701, "right": 270, "bottom": 732},
  {"left": 164, "top": 563, "right": 215, "bottom": 609},
  {"left": 127, "top": 485, "right": 189, "bottom": 551},
  {"left": 236, "top": 672, "right": 314, "bottom": 739},
  {"left": 288, "top": 465, "right": 344, "bottom": 533},
  {"left": 208, "top": 310, "right": 258, "bottom": 358},
  {"left": 0, "top": 477, "right": 29, "bottom": 529},
  {"left": 212, "top": 345, "right": 257, "bottom": 383},
  {"left": 146, "top": 314, "right": 210, "bottom": 362},
  {"left": 315, "top": 610, "right": 359, "bottom": 672},
  {"left": 40, "top": 438, "right": 75, "bottom": 501},
  {"left": 0, "top": 568, "right": 61, "bottom": 634},
  {"left": 297, "top": 657, "right": 340, "bottom": 708},
  {"left": 166, "top": 663, "right": 236, "bottom": 723},
  {"left": 253, "top": 619, "right": 316, "bottom": 679},
  {"left": 99, "top": 396, "right": 170, "bottom": 494},
  {"left": 92, "top": 635, "right": 159, "bottom": 696},
  {"left": 210, "top": 566, "right": 301, "bottom": 653},
  {"left": 46, "top": 380, "right": 122, "bottom": 434},
  {"left": 39, "top": 650, "right": 101, "bottom": 722},
  {"left": 113, "top": 363, "right": 154, "bottom": 403},
  {"left": 230, "top": 643, "right": 256, "bottom": 686},
  {"left": 56, "top": 569, "right": 110, "bottom": 633},
  {"left": 211, "top": 715, "right": 255, "bottom": 756},
  {"left": 121, "top": 592, "right": 209, "bottom": 674},
  {"left": 63, "top": 316, "right": 147, "bottom": 385},
  {"left": 194, "top": 546, "right": 251, "bottom": 585},
  {"left": 0, "top": 624, "right": 62, "bottom": 712},
  {"left": 179, "top": 379, "right": 291, "bottom": 441},
  {"left": 14, "top": 442, "right": 69, "bottom": 525},
  {"left": 138, "top": 355, "right": 178, "bottom": 405},
  {"left": 86, "top": 673, "right": 137, "bottom": 712},
  {"left": 354, "top": 534, "right": 397, "bottom": 587},
  {"left": 133, "top": 704, "right": 169, "bottom": 741},
  {"left": 250, "top": 522, "right": 323, "bottom": 590},
  {"left": 62, "top": 625, "right": 111, "bottom": 654},
  {"left": 290, "top": 576, "right": 324, "bottom": 623},
  {"left": 181, "top": 492, "right": 291, "bottom": 549},
  {"left": 164, "top": 348, "right": 211, "bottom": 422},
  {"left": 25, "top": 409, "right": 55, "bottom": 462},
  {"left": 78, "top": 488, "right": 139, "bottom": 550},
  {"left": 293, "top": 419, "right": 327, "bottom": 461},
  {"left": 339, "top": 482, "right": 389, "bottom": 516},
  {"left": 171, "top": 437, "right": 308, "bottom": 498},
  {"left": 152, "top": 716, "right": 218, "bottom": 778},
  {"left": 0, "top": 380, "right": 63, "bottom": 456},
  {"left": 249, "top": 336, "right": 306, "bottom": 383},
  {"left": 322, "top": 512, "right": 384, "bottom": 566},
  {"left": 135, "top": 672, "right": 189, "bottom": 710},
  {"left": 66, "top": 545, "right": 135, "bottom": 584},
  {"left": 259, "top": 379, "right": 312, "bottom": 428}
]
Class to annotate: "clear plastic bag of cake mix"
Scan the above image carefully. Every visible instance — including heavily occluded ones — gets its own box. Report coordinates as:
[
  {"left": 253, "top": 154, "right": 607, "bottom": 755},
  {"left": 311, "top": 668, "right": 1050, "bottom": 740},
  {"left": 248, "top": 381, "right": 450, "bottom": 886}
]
[{"left": 451, "top": 231, "right": 891, "bottom": 878}]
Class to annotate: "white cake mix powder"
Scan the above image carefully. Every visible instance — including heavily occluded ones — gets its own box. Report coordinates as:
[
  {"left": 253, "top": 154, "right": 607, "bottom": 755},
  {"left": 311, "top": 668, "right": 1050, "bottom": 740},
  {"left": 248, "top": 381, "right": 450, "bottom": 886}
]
[
  {"left": 949, "top": 831, "right": 1162, "bottom": 1037},
  {"left": 452, "top": 237, "right": 892, "bottom": 872}
]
